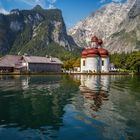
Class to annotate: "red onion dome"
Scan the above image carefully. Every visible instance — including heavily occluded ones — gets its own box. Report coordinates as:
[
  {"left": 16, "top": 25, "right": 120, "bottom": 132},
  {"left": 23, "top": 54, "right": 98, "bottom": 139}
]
[
  {"left": 91, "top": 36, "right": 98, "bottom": 43},
  {"left": 98, "top": 48, "right": 109, "bottom": 57},
  {"left": 87, "top": 48, "right": 99, "bottom": 57},
  {"left": 98, "top": 39, "right": 103, "bottom": 46},
  {"left": 81, "top": 49, "right": 88, "bottom": 58}
]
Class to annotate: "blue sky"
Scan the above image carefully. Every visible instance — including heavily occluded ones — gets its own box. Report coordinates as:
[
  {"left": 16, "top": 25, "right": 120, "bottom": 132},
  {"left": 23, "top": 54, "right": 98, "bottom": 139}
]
[{"left": 0, "top": 0, "right": 127, "bottom": 28}]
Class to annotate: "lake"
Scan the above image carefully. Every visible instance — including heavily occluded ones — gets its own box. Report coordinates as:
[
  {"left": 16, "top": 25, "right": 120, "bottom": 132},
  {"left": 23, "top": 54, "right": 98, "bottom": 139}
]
[{"left": 0, "top": 75, "right": 140, "bottom": 140}]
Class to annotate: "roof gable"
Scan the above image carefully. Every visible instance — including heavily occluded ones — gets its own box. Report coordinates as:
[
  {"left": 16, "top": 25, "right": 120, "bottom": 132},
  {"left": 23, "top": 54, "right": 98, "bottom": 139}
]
[
  {"left": 0, "top": 55, "right": 63, "bottom": 68},
  {"left": 23, "top": 56, "right": 63, "bottom": 65},
  {"left": 0, "top": 55, "right": 22, "bottom": 67}
]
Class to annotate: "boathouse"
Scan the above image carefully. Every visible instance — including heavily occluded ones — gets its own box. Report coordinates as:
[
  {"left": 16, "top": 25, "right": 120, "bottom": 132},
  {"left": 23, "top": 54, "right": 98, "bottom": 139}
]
[{"left": 0, "top": 55, "right": 63, "bottom": 73}]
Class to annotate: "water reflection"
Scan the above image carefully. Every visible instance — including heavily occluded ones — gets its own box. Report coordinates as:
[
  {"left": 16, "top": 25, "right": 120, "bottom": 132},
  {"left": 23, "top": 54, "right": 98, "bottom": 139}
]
[
  {"left": 0, "top": 75, "right": 140, "bottom": 140},
  {"left": 21, "top": 77, "right": 29, "bottom": 90},
  {"left": 0, "top": 75, "right": 80, "bottom": 139},
  {"left": 72, "top": 75, "right": 140, "bottom": 140},
  {"left": 73, "top": 75, "right": 110, "bottom": 118}
]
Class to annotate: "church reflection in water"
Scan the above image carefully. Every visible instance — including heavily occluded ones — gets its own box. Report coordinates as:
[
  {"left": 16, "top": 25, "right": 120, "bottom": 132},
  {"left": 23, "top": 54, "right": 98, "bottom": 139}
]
[{"left": 75, "top": 75, "right": 110, "bottom": 118}]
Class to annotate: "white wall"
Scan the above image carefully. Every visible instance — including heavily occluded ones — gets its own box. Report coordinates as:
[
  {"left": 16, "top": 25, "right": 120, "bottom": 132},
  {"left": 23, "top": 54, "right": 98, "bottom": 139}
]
[
  {"left": 81, "top": 58, "right": 86, "bottom": 72},
  {"left": 22, "top": 62, "right": 28, "bottom": 71},
  {"left": 86, "top": 57, "right": 99, "bottom": 72},
  {"left": 101, "top": 57, "right": 109, "bottom": 72},
  {"left": 81, "top": 56, "right": 110, "bottom": 73}
]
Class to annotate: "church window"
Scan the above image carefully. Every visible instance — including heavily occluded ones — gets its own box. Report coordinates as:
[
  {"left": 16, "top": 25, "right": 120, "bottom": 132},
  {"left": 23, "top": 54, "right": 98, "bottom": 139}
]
[{"left": 83, "top": 60, "right": 85, "bottom": 66}]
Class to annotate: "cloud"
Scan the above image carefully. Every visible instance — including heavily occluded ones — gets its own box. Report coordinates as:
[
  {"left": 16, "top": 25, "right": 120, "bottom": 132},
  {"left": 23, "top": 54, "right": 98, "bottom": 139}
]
[
  {"left": 112, "top": 0, "right": 123, "bottom": 2},
  {"left": 0, "top": 7, "right": 9, "bottom": 15},
  {"left": 47, "top": 0, "right": 57, "bottom": 8},
  {"left": 48, "top": 0, "right": 57, "bottom": 4},
  {"left": 0, "top": 1, "right": 9, "bottom": 15},
  {"left": 0, "top": 0, "right": 57, "bottom": 14},
  {"left": 19, "top": 0, "right": 57, "bottom": 9},
  {"left": 19, "top": 0, "right": 46, "bottom": 7},
  {"left": 48, "top": 4, "right": 55, "bottom": 9},
  {"left": 100, "top": 0, "right": 123, "bottom": 3}
]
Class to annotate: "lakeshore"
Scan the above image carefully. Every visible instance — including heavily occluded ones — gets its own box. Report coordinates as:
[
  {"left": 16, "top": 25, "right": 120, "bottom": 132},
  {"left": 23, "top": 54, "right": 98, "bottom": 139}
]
[{"left": 0, "top": 71, "right": 140, "bottom": 75}]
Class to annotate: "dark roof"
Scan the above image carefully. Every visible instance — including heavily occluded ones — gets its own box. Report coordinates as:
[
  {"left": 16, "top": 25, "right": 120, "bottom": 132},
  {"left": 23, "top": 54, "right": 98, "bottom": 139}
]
[
  {"left": 0, "top": 55, "right": 63, "bottom": 68},
  {"left": 23, "top": 56, "right": 63, "bottom": 65},
  {"left": 0, "top": 55, "right": 21, "bottom": 67}
]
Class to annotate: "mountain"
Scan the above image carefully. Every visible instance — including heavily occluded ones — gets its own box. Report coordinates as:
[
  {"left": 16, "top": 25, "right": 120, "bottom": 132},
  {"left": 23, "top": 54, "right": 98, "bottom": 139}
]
[
  {"left": 108, "top": 0, "right": 140, "bottom": 53},
  {"left": 68, "top": 0, "right": 140, "bottom": 53},
  {"left": 0, "top": 5, "right": 78, "bottom": 60}
]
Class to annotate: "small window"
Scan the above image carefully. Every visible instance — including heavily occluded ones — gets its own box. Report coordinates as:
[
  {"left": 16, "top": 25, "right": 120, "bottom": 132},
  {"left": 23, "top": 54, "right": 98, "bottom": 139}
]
[
  {"left": 83, "top": 60, "right": 85, "bottom": 66},
  {"left": 102, "top": 60, "right": 104, "bottom": 66}
]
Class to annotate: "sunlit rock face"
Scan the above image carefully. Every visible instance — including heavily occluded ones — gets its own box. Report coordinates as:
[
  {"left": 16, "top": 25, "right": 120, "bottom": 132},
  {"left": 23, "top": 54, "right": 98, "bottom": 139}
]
[
  {"left": 68, "top": 0, "right": 140, "bottom": 53},
  {"left": 10, "top": 21, "right": 23, "bottom": 32},
  {"left": 0, "top": 7, "right": 77, "bottom": 56}
]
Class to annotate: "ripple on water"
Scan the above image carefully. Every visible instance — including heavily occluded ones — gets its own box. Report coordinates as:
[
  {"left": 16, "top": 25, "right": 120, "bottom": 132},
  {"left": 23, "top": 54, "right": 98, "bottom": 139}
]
[{"left": 0, "top": 75, "right": 139, "bottom": 140}]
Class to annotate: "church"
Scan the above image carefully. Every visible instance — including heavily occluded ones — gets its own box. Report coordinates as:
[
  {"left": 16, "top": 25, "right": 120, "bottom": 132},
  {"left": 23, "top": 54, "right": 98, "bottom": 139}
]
[{"left": 81, "top": 36, "right": 110, "bottom": 73}]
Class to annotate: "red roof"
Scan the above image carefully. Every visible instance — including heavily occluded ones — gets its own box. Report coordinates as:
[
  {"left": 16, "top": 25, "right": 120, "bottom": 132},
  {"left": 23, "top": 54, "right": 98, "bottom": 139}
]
[
  {"left": 81, "top": 48, "right": 99, "bottom": 58},
  {"left": 91, "top": 36, "right": 98, "bottom": 43},
  {"left": 81, "top": 47, "right": 109, "bottom": 58},
  {"left": 87, "top": 48, "right": 99, "bottom": 57},
  {"left": 98, "top": 48, "right": 109, "bottom": 57},
  {"left": 81, "top": 49, "right": 88, "bottom": 58}
]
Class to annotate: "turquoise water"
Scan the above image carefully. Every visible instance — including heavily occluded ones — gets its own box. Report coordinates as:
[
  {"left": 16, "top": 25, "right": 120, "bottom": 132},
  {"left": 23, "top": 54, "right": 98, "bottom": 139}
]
[{"left": 0, "top": 75, "right": 140, "bottom": 140}]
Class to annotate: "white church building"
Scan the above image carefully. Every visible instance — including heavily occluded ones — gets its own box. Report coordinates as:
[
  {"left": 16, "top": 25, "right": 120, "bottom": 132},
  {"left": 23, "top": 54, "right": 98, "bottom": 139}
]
[{"left": 80, "top": 36, "right": 110, "bottom": 73}]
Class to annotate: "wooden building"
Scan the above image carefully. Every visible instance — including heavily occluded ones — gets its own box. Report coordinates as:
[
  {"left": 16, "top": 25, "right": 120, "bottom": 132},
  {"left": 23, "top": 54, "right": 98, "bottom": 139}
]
[
  {"left": 0, "top": 55, "right": 63, "bottom": 73},
  {"left": 0, "top": 55, "right": 22, "bottom": 72},
  {"left": 22, "top": 55, "right": 63, "bottom": 72}
]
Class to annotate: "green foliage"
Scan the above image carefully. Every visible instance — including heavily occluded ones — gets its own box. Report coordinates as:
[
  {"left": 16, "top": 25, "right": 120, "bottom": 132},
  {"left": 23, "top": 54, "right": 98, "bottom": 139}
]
[
  {"left": 0, "top": 7, "right": 83, "bottom": 62},
  {"left": 110, "top": 51, "right": 140, "bottom": 72},
  {"left": 20, "top": 42, "right": 78, "bottom": 61},
  {"left": 110, "top": 52, "right": 128, "bottom": 69},
  {"left": 125, "top": 52, "right": 140, "bottom": 71},
  {"left": 63, "top": 51, "right": 140, "bottom": 72},
  {"left": 10, "top": 24, "right": 33, "bottom": 53},
  {"left": 63, "top": 57, "right": 80, "bottom": 70}
]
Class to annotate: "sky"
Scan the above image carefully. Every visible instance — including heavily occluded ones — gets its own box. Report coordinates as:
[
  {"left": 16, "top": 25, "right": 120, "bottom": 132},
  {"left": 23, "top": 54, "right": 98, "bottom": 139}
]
[{"left": 0, "top": 0, "right": 127, "bottom": 28}]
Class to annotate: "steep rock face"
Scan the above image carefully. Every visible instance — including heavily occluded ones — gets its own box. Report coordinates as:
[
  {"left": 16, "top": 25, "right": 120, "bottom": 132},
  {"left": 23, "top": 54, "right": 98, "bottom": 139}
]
[
  {"left": 68, "top": 0, "right": 140, "bottom": 53},
  {"left": 0, "top": 5, "right": 76, "bottom": 56},
  {"left": 107, "top": 0, "right": 140, "bottom": 53}
]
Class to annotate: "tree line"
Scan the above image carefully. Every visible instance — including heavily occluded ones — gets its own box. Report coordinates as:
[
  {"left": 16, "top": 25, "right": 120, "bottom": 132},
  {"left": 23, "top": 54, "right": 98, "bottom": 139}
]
[
  {"left": 63, "top": 51, "right": 140, "bottom": 72},
  {"left": 110, "top": 51, "right": 140, "bottom": 72}
]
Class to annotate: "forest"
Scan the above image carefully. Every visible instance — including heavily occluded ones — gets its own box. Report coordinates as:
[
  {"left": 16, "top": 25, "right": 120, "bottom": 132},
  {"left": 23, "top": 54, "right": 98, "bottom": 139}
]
[{"left": 63, "top": 51, "right": 140, "bottom": 72}]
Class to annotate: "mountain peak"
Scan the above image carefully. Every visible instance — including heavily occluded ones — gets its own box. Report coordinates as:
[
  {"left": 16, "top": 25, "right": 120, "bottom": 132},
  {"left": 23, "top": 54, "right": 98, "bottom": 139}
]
[
  {"left": 0, "top": 6, "right": 77, "bottom": 57},
  {"left": 10, "top": 9, "right": 20, "bottom": 15},
  {"left": 33, "top": 5, "right": 43, "bottom": 11},
  {"left": 68, "top": 0, "right": 140, "bottom": 53}
]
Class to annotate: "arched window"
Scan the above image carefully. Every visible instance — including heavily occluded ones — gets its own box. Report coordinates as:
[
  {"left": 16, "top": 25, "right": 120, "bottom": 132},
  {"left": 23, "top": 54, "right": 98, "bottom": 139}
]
[
  {"left": 83, "top": 60, "right": 85, "bottom": 66},
  {"left": 102, "top": 60, "right": 104, "bottom": 66}
]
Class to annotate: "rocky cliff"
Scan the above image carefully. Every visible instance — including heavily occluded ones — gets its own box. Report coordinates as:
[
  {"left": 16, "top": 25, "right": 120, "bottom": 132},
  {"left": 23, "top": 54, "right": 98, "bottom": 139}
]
[
  {"left": 68, "top": 0, "right": 140, "bottom": 53},
  {"left": 0, "top": 5, "right": 77, "bottom": 59}
]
